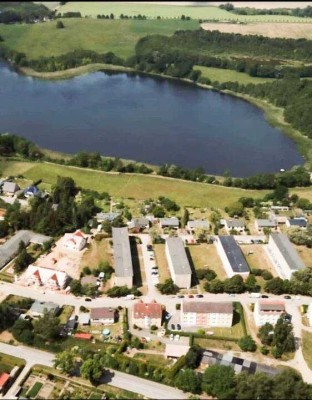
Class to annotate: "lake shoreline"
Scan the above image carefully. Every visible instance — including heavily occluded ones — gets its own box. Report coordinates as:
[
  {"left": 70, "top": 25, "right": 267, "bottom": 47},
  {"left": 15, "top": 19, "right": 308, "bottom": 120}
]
[{"left": 11, "top": 63, "right": 310, "bottom": 175}]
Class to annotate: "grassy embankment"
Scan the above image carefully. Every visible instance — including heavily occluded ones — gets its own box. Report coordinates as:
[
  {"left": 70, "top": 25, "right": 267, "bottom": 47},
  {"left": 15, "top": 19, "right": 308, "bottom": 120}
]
[
  {"left": 302, "top": 330, "right": 312, "bottom": 370},
  {"left": 0, "top": 159, "right": 269, "bottom": 209},
  {"left": 56, "top": 2, "right": 312, "bottom": 23}
]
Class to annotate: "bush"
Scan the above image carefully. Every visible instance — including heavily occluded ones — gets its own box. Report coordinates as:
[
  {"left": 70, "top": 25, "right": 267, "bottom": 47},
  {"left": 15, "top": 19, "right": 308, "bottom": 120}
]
[
  {"left": 150, "top": 325, "right": 158, "bottom": 331},
  {"left": 238, "top": 335, "right": 257, "bottom": 352},
  {"left": 176, "top": 303, "right": 181, "bottom": 310},
  {"left": 56, "top": 20, "right": 65, "bottom": 29}
]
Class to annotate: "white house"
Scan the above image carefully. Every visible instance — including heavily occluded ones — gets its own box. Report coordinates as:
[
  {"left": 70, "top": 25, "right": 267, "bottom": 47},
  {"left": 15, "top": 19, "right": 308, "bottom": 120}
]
[
  {"left": 223, "top": 219, "right": 245, "bottom": 234},
  {"left": 63, "top": 230, "right": 87, "bottom": 251},
  {"left": 24, "top": 265, "right": 69, "bottom": 290},
  {"left": 132, "top": 300, "right": 162, "bottom": 328},
  {"left": 159, "top": 217, "right": 179, "bottom": 229},
  {"left": 165, "top": 237, "right": 192, "bottom": 288},
  {"left": 187, "top": 220, "right": 210, "bottom": 232},
  {"left": 266, "top": 233, "right": 305, "bottom": 280},
  {"left": 181, "top": 302, "right": 233, "bottom": 328},
  {"left": 90, "top": 307, "right": 115, "bottom": 325},
  {"left": 254, "top": 299, "right": 286, "bottom": 327}
]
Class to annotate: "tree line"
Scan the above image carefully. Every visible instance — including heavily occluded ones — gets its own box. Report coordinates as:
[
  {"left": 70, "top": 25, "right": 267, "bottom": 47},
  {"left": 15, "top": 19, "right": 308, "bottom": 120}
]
[
  {"left": 220, "top": 3, "right": 312, "bottom": 18},
  {"left": 0, "top": 2, "right": 53, "bottom": 24}
]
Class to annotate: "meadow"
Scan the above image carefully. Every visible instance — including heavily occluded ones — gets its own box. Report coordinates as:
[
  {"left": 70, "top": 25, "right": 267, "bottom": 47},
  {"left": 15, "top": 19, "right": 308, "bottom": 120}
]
[
  {"left": 0, "top": 18, "right": 199, "bottom": 59},
  {"left": 0, "top": 160, "right": 268, "bottom": 208},
  {"left": 56, "top": 2, "right": 312, "bottom": 23},
  {"left": 195, "top": 65, "right": 274, "bottom": 85}
]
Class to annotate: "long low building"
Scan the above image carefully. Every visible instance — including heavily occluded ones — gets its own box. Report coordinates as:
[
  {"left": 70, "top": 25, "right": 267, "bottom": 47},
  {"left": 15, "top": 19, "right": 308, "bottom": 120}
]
[
  {"left": 215, "top": 235, "right": 250, "bottom": 278},
  {"left": 181, "top": 301, "right": 233, "bottom": 328},
  {"left": 266, "top": 233, "right": 305, "bottom": 280},
  {"left": 112, "top": 227, "right": 133, "bottom": 289},
  {"left": 165, "top": 237, "right": 192, "bottom": 289}
]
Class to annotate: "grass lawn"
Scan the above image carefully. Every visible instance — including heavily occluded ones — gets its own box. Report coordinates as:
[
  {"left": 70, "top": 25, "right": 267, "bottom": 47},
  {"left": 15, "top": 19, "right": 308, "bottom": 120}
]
[
  {"left": 26, "top": 382, "right": 43, "bottom": 398},
  {"left": 187, "top": 243, "right": 227, "bottom": 280},
  {"left": 194, "top": 337, "right": 240, "bottom": 351},
  {"left": 0, "top": 160, "right": 268, "bottom": 209},
  {"left": 302, "top": 330, "right": 312, "bottom": 369},
  {"left": 57, "top": 2, "right": 312, "bottom": 22},
  {"left": 240, "top": 244, "right": 278, "bottom": 276},
  {"left": 0, "top": 18, "right": 199, "bottom": 59},
  {"left": 196, "top": 65, "right": 273, "bottom": 85},
  {"left": 133, "top": 353, "right": 170, "bottom": 368},
  {"left": 153, "top": 244, "right": 170, "bottom": 284},
  {"left": 59, "top": 305, "right": 74, "bottom": 325},
  {"left": 294, "top": 245, "right": 312, "bottom": 268},
  {"left": 80, "top": 238, "right": 113, "bottom": 272},
  {"left": 0, "top": 352, "right": 25, "bottom": 374}
]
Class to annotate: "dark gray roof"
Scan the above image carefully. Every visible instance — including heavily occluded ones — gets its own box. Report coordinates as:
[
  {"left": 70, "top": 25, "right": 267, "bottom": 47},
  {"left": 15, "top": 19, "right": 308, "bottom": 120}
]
[
  {"left": 166, "top": 237, "right": 192, "bottom": 276},
  {"left": 0, "top": 231, "right": 52, "bottom": 270},
  {"left": 288, "top": 218, "right": 307, "bottom": 228},
  {"left": 219, "top": 236, "right": 250, "bottom": 274},
  {"left": 112, "top": 227, "right": 133, "bottom": 278},
  {"left": 270, "top": 233, "right": 305, "bottom": 272}
]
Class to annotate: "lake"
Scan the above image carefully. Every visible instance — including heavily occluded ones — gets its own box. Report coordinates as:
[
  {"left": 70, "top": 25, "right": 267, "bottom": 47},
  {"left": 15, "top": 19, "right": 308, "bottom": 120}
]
[{"left": 0, "top": 63, "right": 304, "bottom": 176}]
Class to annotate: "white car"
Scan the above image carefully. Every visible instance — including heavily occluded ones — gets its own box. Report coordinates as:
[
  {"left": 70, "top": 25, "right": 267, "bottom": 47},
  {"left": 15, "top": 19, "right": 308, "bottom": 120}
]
[
  {"left": 174, "top": 335, "right": 180, "bottom": 341},
  {"left": 169, "top": 334, "right": 174, "bottom": 341}
]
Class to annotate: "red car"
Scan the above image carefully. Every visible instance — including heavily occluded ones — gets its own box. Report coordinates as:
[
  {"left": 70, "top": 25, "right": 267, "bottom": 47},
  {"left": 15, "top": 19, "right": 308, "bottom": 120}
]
[{"left": 188, "top": 295, "right": 194, "bottom": 298}]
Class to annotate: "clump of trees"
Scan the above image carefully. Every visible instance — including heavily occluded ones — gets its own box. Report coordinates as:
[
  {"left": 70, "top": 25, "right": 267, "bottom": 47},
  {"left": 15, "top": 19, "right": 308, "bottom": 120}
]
[
  {"left": 0, "top": 133, "right": 43, "bottom": 159},
  {"left": 156, "top": 278, "right": 179, "bottom": 295},
  {"left": 106, "top": 285, "right": 142, "bottom": 298}
]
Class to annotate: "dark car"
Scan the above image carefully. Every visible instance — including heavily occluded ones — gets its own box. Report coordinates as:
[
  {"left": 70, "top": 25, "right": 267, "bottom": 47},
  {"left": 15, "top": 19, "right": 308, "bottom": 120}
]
[
  {"left": 85, "top": 297, "right": 92, "bottom": 302},
  {"left": 195, "top": 294, "right": 204, "bottom": 298},
  {"left": 284, "top": 295, "right": 291, "bottom": 300},
  {"left": 171, "top": 324, "right": 175, "bottom": 330},
  {"left": 177, "top": 324, "right": 181, "bottom": 330},
  {"left": 177, "top": 295, "right": 184, "bottom": 298},
  {"left": 261, "top": 295, "right": 269, "bottom": 298},
  {"left": 188, "top": 295, "right": 194, "bottom": 298},
  {"left": 147, "top": 245, "right": 153, "bottom": 251}
]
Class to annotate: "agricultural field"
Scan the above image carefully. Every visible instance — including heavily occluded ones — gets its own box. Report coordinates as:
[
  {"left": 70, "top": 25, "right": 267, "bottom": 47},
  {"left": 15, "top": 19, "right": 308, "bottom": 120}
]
[
  {"left": 201, "top": 22, "right": 312, "bottom": 39},
  {"left": 56, "top": 2, "right": 312, "bottom": 22},
  {"left": 0, "top": 18, "right": 199, "bottom": 59},
  {"left": 196, "top": 65, "right": 274, "bottom": 85},
  {"left": 0, "top": 160, "right": 268, "bottom": 209}
]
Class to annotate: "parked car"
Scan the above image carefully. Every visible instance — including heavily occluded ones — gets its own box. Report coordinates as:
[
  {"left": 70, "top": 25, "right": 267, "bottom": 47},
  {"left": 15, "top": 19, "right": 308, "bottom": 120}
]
[
  {"left": 147, "top": 245, "right": 153, "bottom": 251},
  {"left": 284, "top": 295, "right": 291, "bottom": 299},
  {"left": 188, "top": 295, "right": 194, "bottom": 298},
  {"left": 261, "top": 295, "right": 269, "bottom": 298},
  {"left": 177, "top": 295, "right": 184, "bottom": 298},
  {"left": 195, "top": 294, "right": 203, "bottom": 298},
  {"left": 152, "top": 266, "right": 158, "bottom": 270},
  {"left": 165, "top": 313, "right": 172, "bottom": 320},
  {"left": 174, "top": 334, "right": 180, "bottom": 341},
  {"left": 177, "top": 324, "right": 181, "bottom": 330},
  {"left": 171, "top": 324, "right": 175, "bottom": 330},
  {"left": 85, "top": 298, "right": 92, "bottom": 302},
  {"left": 169, "top": 334, "right": 174, "bottom": 341}
]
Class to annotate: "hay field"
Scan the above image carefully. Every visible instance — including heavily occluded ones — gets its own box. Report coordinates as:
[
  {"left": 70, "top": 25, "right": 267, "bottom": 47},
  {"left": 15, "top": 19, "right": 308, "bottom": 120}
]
[{"left": 201, "top": 22, "right": 312, "bottom": 39}]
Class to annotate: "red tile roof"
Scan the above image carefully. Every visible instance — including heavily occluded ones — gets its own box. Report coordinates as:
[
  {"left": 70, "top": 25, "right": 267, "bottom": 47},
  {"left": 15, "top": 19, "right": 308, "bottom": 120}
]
[
  {"left": 0, "top": 373, "right": 10, "bottom": 387},
  {"left": 91, "top": 307, "right": 115, "bottom": 320},
  {"left": 74, "top": 333, "right": 92, "bottom": 340},
  {"left": 0, "top": 209, "right": 6, "bottom": 218},
  {"left": 133, "top": 301, "right": 162, "bottom": 319},
  {"left": 74, "top": 230, "right": 84, "bottom": 238}
]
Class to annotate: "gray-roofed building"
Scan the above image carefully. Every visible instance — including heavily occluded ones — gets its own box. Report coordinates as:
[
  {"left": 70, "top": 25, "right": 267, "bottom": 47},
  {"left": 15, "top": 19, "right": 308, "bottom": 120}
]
[
  {"left": 165, "top": 237, "right": 192, "bottom": 288},
  {"left": 96, "top": 212, "right": 120, "bottom": 223},
  {"left": 223, "top": 219, "right": 245, "bottom": 233},
  {"left": 255, "top": 219, "right": 277, "bottom": 232},
  {"left": 0, "top": 230, "right": 52, "bottom": 270},
  {"left": 128, "top": 217, "right": 150, "bottom": 232},
  {"left": 286, "top": 218, "right": 308, "bottom": 229},
  {"left": 187, "top": 220, "right": 210, "bottom": 231},
  {"left": 215, "top": 235, "right": 250, "bottom": 277},
  {"left": 267, "top": 233, "right": 305, "bottom": 279},
  {"left": 2, "top": 182, "right": 20, "bottom": 195},
  {"left": 112, "top": 227, "right": 133, "bottom": 288},
  {"left": 29, "top": 300, "right": 59, "bottom": 317},
  {"left": 159, "top": 217, "right": 179, "bottom": 229}
]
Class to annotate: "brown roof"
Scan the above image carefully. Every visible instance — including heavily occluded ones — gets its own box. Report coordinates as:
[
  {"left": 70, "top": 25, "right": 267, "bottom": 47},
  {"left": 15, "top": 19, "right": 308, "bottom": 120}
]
[
  {"left": 259, "top": 300, "right": 285, "bottom": 313},
  {"left": 133, "top": 301, "right": 162, "bottom": 319},
  {"left": 90, "top": 307, "right": 115, "bottom": 320},
  {"left": 0, "top": 209, "right": 6, "bottom": 218},
  {"left": 183, "top": 302, "right": 233, "bottom": 314}
]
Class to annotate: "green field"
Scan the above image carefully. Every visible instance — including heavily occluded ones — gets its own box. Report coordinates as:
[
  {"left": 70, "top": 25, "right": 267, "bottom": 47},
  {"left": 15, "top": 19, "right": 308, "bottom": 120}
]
[
  {"left": 196, "top": 65, "right": 274, "bottom": 85},
  {"left": 0, "top": 160, "right": 268, "bottom": 208},
  {"left": 0, "top": 18, "right": 199, "bottom": 59},
  {"left": 56, "top": 2, "right": 312, "bottom": 23}
]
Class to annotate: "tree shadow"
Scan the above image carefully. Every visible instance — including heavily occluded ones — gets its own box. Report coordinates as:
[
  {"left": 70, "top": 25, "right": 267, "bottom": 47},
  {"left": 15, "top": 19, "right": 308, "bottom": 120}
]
[
  {"left": 185, "top": 246, "right": 199, "bottom": 288},
  {"left": 130, "top": 236, "right": 143, "bottom": 288}
]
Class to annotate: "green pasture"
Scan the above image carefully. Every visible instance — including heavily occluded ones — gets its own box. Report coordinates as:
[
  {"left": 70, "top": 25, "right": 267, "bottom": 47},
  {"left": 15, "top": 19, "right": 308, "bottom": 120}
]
[
  {"left": 56, "top": 2, "right": 312, "bottom": 23},
  {"left": 0, "top": 160, "right": 268, "bottom": 209},
  {"left": 0, "top": 18, "right": 199, "bottom": 59},
  {"left": 196, "top": 65, "right": 274, "bottom": 85}
]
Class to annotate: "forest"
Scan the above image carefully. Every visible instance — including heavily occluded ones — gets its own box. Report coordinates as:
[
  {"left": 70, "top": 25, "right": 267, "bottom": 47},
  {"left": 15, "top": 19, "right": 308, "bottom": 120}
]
[{"left": 220, "top": 3, "right": 312, "bottom": 18}]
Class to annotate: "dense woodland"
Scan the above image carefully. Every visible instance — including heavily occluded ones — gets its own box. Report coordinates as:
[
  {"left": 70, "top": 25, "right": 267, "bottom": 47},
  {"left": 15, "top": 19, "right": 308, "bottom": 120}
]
[
  {"left": 220, "top": 3, "right": 312, "bottom": 18},
  {"left": 0, "top": 2, "right": 53, "bottom": 23}
]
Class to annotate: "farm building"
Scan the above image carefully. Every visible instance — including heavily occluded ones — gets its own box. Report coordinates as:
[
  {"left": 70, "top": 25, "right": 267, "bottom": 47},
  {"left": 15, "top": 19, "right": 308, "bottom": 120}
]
[
  {"left": 266, "top": 233, "right": 305, "bottom": 279},
  {"left": 187, "top": 220, "right": 210, "bottom": 231},
  {"left": 112, "top": 227, "right": 133, "bottom": 288},
  {"left": 24, "top": 265, "right": 69, "bottom": 290},
  {"left": 90, "top": 307, "right": 115, "bottom": 325},
  {"left": 215, "top": 236, "right": 250, "bottom": 278},
  {"left": 165, "top": 237, "right": 192, "bottom": 289},
  {"left": 133, "top": 300, "right": 162, "bottom": 328},
  {"left": 254, "top": 299, "right": 286, "bottom": 327},
  {"left": 63, "top": 230, "right": 87, "bottom": 251},
  {"left": 181, "top": 301, "right": 233, "bottom": 328}
]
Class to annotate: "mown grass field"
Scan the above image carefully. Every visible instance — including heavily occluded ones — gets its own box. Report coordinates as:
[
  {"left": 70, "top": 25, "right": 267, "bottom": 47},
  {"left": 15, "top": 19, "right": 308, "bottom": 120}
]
[
  {"left": 187, "top": 244, "right": 227, "bottom": 280},
  {"left": 56, "top": 2, "right": 312, "bottom": 22},
  {"left": 302, "top": 330, "right": 312, "bottom": 369},
  {"left": 0, "top": 18, "right": 199, "bottom": 59},
  {"left": 196, "top": 65, "right": 274, "bottom": 85},
  {"left": 0, "top": 160, "right": 269, "bottom": 209}
]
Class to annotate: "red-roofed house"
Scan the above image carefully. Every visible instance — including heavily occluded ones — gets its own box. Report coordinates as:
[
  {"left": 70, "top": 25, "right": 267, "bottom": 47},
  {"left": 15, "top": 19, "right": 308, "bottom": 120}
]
[
  {"left": 25, "top": 265, "right": 69, "bottom": 290},
  {"left": 133, "top": 300, "right": 162, "bottom": 328},
  {"left": 63, "top": 230, "right": 87, "bottom": 251},
  {"left": 74, "top": 333, "right": 92, "bottom": 340},
  {"left": 0, "top": 372, "right": 10, "bottom": 393},
  {"left": 0, "top": 209, "right": 6, "bottom": 221}
]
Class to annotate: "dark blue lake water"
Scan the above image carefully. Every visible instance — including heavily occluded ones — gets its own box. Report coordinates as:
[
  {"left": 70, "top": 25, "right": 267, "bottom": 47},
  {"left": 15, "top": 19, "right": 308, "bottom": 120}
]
[{"left": 0, "top": 63, "right": 304, "bottom": 176}]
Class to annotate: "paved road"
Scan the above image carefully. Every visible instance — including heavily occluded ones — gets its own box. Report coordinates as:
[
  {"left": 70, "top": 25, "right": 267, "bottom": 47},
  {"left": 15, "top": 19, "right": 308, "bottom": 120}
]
[{"left": 0, "top": 343, "right": 188, "bottom": 400}]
